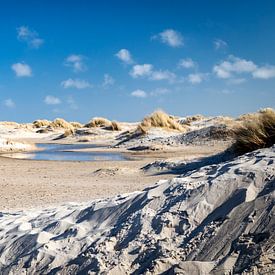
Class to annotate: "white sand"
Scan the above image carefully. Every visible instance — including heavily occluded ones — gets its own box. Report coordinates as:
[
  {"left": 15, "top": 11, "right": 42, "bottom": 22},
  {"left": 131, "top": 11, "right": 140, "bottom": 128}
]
[{"left": 0, "top": 146, "right": 274, "bottom": 273}]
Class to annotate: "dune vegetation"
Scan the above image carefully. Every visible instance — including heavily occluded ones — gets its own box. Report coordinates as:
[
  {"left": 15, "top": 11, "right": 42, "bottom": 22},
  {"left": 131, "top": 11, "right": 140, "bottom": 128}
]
[
  {"left": 33, "top": 118, "right": 83, "bottom": 130},
  {"left": 49, "top": 118, "right": 74, "bottom": 130},
  {"left": 84, "top": 117, "right": 111, "bottom": 128},
  {"left": 108, "top": 121, "right": 122, "bottom": 131},
  {"left": 139, "top": 110, "right": 187, "bottom": 133},
  {"left": 32, "top": 119, "right": 51, "bottom": 128},
  {"left": 70, "top": 121, "right": 83, "bottom": 128},
  {"left": 233, "top": 108, "right": 275, "bottom": 154}
]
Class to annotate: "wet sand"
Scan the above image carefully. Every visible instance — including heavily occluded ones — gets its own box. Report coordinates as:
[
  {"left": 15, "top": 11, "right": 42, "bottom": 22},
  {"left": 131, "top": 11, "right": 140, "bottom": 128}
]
[{"left": 0, "top": 143, "right": 227, "bottom": 211}]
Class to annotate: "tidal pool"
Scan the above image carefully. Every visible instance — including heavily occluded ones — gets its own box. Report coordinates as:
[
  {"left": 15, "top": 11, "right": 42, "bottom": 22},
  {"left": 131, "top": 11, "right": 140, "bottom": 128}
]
[{"left": 3, "top": 143, "right": 129, "bottom": 161}]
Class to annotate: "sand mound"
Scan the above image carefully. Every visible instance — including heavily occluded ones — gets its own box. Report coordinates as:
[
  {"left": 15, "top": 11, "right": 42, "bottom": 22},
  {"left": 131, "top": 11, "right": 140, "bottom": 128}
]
[
  {"left": 0, "top": 146, "right": 274, "bottom": 273},
  {"left": 0, "top": 138, "right": 34, "bottom": 152}
]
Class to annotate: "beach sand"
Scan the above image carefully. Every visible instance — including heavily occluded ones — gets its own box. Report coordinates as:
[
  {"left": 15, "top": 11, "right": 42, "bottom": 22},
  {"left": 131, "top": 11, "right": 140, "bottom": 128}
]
[{"left": 0, "top": 143, "right": 227, "bottom": 211}]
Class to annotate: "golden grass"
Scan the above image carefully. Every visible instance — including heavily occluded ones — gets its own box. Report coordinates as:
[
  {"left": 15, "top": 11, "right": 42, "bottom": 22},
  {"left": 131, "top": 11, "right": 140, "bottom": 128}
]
[
  {"left": 33, "top": 119, "right": 51, "bottom": 128},
  {"left": 84, "top": 117, "right": 111, "bottom": 128},
  {"left": 53, "top": 129, "right": 75, "bottom": 140},
  {"left": 182, "top": 114, "right": 205, "bottom": 125},
  {"left": 139, "top": 110, "right": 186, "bottom": 132},
  {"left": 233, "top": 108, "right": 275, "bottom": 154},
  {"left": 70, "top": 121, "right": 83, "bottom": 128},
  {"left": 50, "top": 118, "right": 74, "bottom": 130},
  {"left": 109, "top": 121, "right": 122, "bottom": 131}
]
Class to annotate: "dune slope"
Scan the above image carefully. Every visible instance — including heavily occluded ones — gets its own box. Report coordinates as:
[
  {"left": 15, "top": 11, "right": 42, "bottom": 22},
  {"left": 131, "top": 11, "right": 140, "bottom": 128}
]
[{"left": 0, "top": 146, "right": 274, "bottom": 274}]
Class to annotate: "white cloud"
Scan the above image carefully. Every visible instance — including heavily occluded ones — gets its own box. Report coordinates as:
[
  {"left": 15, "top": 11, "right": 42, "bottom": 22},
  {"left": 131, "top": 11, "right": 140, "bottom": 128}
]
[
  {"left": 213, "top": 55, "right": 257, "bottom": 79},
  {"left": 61, "top": 78, "right": 92, "bottom": 89},
  {"left": 65, "top": 54, "right": 86, "bottom": 72},
  {"left": 102, "top": 73, "right": 115, "bottom": 87},
  {"left": 17, "top": 26, "right": 44, "bottom": 49},
  {"left": 152, "top": 29, "right": 184, "bottom": 47},
  {"left": 179, "top": 58, "right": 196, "bottom": 69},
  {"left": 131, "top": 89, "right": 147, "bottom": 98},
  {"left": 130, "top": 64, "right": 153, "bottom": 78},
  {"left": 11, "top": 63, "right": 32, "bottom": 77},
  {"left": 150, "top": 70, "right": 176, "bottom": 82},
  {"left": 213, "top": 39, "right": 227, "bottom": 50},
  {"left": 44, "top": 95, "right": 61, "bottom": 105},
  {"left": 252, "top": 66, "right": 275, "bottom": 79},
  {"left": 3, "top": 99, "right": 15, "bottom": 108},
  {"left": 213, "top": 55, "right": 275, "bottom": 81},
  {"left": 188, "top": 73, "right": 205, "bottom": 84},
  {"left": 115, "top": 49, "right": 133, "bottom": 64}
]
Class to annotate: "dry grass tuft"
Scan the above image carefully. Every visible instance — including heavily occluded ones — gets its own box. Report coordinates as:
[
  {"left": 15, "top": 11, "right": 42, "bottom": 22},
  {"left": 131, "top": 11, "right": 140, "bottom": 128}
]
[
  {"left": 70, "top": 121, "right": 83, "bottom": 128},
  {"left": 139, "top": 110, "right": 186, "bottom": 132},
  {"left": 50, "top": 118, "right": 74, "bottom": 130},
  {"left": 233, "top": 108, "right": 275, "bottom": 154},
  {"left": 181, "top": 114, "right": 205, "bottom": 125},
  {"left": 109, "top": 121, "right": 122, "bottom": 131},
  {"left": 54, "top": 129, "right": 75, "bottom": 140},
  {"left": 84, "top": 117, "right": 111, "bottom": 128},
  {"left": 33, "top": 119, "right": 51, "bottom": 128}
]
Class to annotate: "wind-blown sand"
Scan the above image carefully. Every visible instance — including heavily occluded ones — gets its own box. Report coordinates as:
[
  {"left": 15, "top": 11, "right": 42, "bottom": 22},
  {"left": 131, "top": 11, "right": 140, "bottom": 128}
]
[{"left": 0, "top": 146, "right": 274, "bottom": 273}]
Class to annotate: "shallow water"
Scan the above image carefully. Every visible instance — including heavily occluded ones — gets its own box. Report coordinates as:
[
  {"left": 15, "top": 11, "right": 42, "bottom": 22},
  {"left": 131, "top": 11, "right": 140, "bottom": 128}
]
[{"left": 3, "top": 143, "right": 129, "bottom": 161}]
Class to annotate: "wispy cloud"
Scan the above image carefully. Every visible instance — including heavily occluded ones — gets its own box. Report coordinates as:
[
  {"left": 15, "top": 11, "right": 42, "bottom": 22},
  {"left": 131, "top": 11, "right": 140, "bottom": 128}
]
[
  {"left": 213, "top": 55, "right": 275, "bottom": 80},
  {"left": 213, "top": 55, "right": 257, "bottom": 79},
  {"left": 131, "top": 87, "right": 170, "bottom": 98},
  {"left": 11, "top": 63, "right": 32, "bottom": 77},
  {"left": 130, "top": 64, "right": 153, "bottom": 78},
  {"left": 102, "top": 73, "right": 115, "bottom": 88},
  {"left": 213, "top": 38, "right": 228, "bottom": 50},
  {"left": 178, "top": 58, "right": 196, "bottom": 69},
  {"left": 44, "top": 95, "right": 61, "bottom": 105},
  {"left": 152, "top": 29, "right": 184, "bottom": 47},
  {"left": 252, "top": 66, "right": 275, "bottom": 79},
  {"left": 61, "top": 78, "right": 92, "bottom": 89},
  {"left": 131, "top": 89, "right": 147, "bottom": 98},
  {"left": 65, "top": 54, "right": 87, "bottom": 72},
  {"left": 150, "top": 70, "right": 176, "bottom": 82},
  {"left": 188, "top": 73, "right": 206, "bottom": 84},
  {"left": 130, "top": 64, "right": 176, "bottom": 82},
  {"left": 17, "top": 26, "right": 44, "bottom": 49},
  {"left": 115, "top": 49, "right": 133, "bottom": 64},
  {"left": 3, "top": 99, "right": 15, "bottom": 108}
]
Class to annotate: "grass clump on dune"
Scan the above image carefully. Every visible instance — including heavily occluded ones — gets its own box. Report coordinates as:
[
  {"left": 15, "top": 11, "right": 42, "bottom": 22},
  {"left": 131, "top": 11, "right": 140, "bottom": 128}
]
[
  {"left": 140, "top": 110, "right": 186, "bottom": 132},
  {"left": 233, "top": 108, "right": 275, "bottom": 154},
  {"left": 33, "top": 119, "right": 51, "bottom": 128},
  {"left": 50, "top": 118, "right": 74, "bottom": 130},
  {"left": 85, "top": 117, "right": 111, "bottom": 128},
  {"left": 181, "top": 114, "right": 205, "bottom": 125},
  {"left": 109, "top": 121, "right": 122, "bottom": 131},
  {"left": 70, "top": 121, "right": 83, "bottom": 128},
  {"left": 53, "top": 129, "right": 75, "bottom": 140}
]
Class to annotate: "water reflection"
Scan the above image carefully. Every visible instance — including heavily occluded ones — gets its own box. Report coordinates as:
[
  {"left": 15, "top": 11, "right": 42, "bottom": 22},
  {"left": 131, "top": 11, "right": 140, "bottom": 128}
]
[{"left": 3, "top": 143, "right": 128, "bottom": 162}]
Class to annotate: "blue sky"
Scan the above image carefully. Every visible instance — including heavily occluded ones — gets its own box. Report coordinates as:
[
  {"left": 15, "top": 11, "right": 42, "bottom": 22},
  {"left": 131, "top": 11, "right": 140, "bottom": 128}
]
[{"left": 0, "top": 0, "right": 275, "bottom": 122}]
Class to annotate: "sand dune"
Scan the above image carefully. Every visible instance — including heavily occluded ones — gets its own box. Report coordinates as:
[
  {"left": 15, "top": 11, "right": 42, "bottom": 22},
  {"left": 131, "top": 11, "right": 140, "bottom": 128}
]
[{"left": 0, "top": 146, "right": 274, "bottom": 273}]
